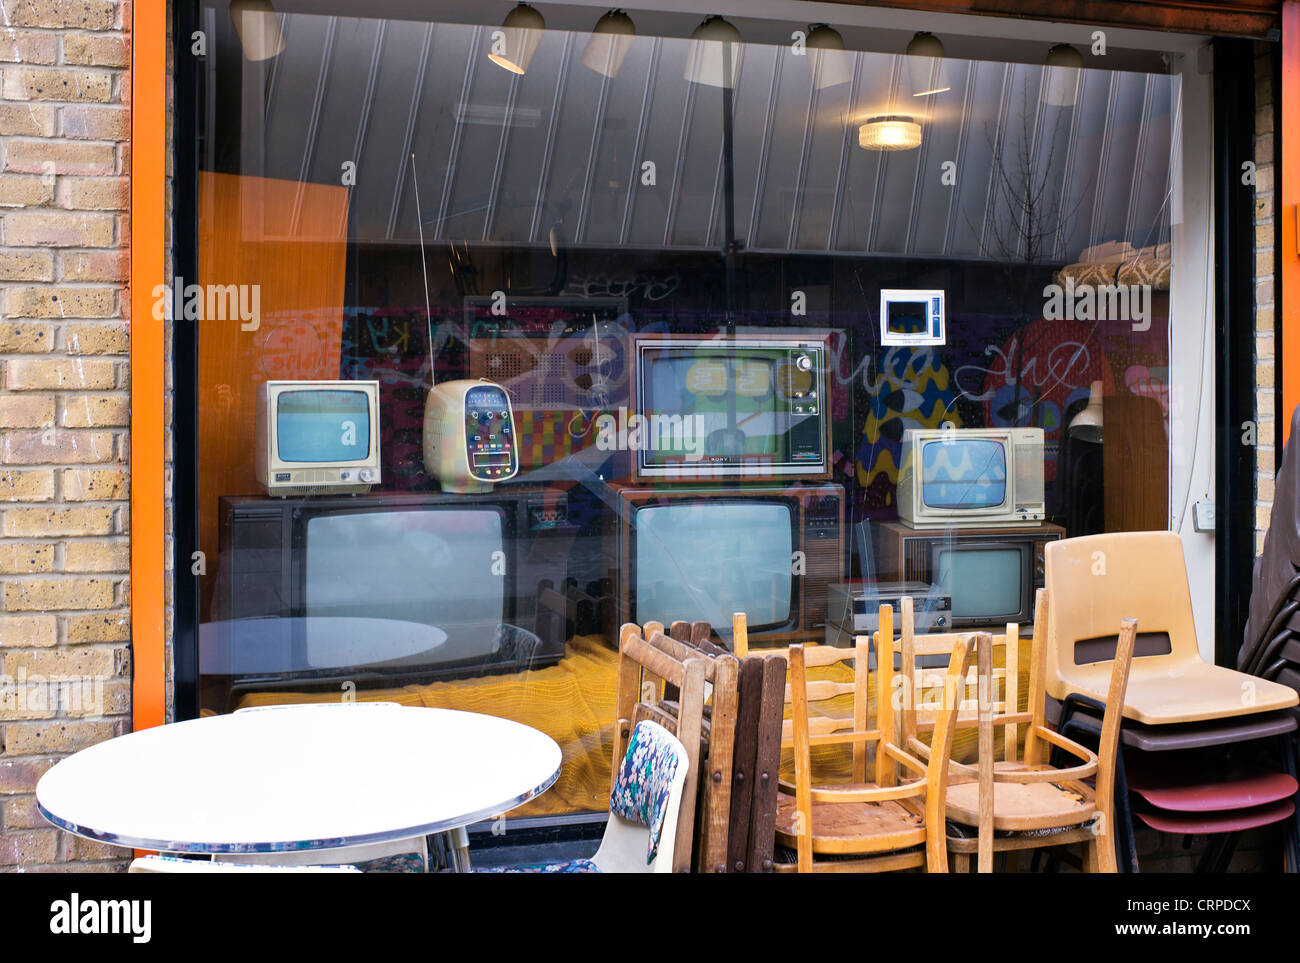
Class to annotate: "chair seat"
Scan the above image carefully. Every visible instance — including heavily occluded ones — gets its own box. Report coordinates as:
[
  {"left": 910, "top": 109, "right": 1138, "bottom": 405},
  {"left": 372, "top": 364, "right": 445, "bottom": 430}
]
[
  {"left": 1126, "top": 753, "right": 1299, "bottom": 813},
  {"left": 476, "top": 858, "right": 600, "bottom": 873},
  {"left": 945, "top": 774, "right": 1096, "bottom": 832},
  {"left": 775, "top": 788, "right": 926, "bottom": 855},
  {"left": 1052, "top": 662, "right": 1299, "bottom": 725},
  {"left": 1135, "top": 799, "right": 1295, "bottom": 834}
]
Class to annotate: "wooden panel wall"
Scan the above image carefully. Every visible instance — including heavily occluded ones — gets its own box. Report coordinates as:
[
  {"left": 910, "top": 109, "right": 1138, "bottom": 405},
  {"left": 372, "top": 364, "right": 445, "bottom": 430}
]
[{"left": 197, "top": 172, "right": 349, "bottom": 618}]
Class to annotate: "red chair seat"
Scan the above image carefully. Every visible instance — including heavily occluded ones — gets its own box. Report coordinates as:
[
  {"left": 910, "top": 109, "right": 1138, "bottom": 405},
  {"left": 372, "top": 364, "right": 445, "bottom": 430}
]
[
  {"left": 1135, "top": 799, "right": 1294, "bottom": 834},
  {"left": 1126, "top": 752, "right": 1298, "bottom": 812}
]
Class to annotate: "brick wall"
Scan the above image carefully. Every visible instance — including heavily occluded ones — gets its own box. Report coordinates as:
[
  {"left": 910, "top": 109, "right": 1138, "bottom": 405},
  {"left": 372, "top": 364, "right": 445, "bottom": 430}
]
[
  {"left": 0, "top": 0, "right": 132, "bottom": 871},
  {"left": 1256, "top": 43, "right": 1278, "bottom": 551}
]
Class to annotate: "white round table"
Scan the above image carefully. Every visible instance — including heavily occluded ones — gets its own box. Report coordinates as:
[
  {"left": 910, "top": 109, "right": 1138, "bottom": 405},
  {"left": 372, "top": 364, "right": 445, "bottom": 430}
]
[{"left": 36, "top": 703, "right": 561, "bottom": 868}]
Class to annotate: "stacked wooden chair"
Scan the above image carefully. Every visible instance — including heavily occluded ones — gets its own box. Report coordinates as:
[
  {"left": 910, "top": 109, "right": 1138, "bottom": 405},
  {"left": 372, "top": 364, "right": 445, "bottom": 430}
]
[
  {"left": 614, "top": 616, "right": 787, "bottom": 872},
  {"left": 1045, "top": 532, "right": 1300, "bottom": 872},
  {"left": 887, "top": 592, "right": 1136, "bottom": 872},
  {"left": 770, "top": 606, "right": 976, "bottom": 872}
]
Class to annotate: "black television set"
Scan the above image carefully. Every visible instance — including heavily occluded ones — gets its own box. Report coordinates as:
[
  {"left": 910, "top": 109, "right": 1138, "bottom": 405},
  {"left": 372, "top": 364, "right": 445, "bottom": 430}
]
[
  {"left": 606, "top": 482, "right": 845, "bottom": 646},
  {"left": 208, "top": 489, "right": 580, "bottom": 709},
  {"left": 931, "top": 538, "right": 1035, "bottom": 628}
]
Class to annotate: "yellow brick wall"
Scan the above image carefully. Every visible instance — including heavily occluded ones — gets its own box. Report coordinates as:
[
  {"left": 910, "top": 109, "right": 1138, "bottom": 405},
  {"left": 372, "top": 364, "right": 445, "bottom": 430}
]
[
  {"left": 0, "top": 0, "right": 132, "bottom": 871},
  {"left": 1257, "top": 44, "right": 1279, "bottom": 553}
]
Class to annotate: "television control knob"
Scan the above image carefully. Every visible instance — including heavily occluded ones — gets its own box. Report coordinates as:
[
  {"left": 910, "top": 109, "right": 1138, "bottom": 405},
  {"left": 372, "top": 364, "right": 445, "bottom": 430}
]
[
  {"left": 796, "top": 354, "right": 811, "bottom": 370},
  {"left": 359, "top": 468, "right": 377, "bottom": 483}
]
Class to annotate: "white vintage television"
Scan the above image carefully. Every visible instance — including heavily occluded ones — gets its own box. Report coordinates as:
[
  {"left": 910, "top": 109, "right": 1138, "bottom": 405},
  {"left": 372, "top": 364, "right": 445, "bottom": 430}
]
[
  {"left": 255, "top": 380, "right": 382, "bottom": 496},
  {"left": 896, "top": 427, "right": 1045, "bottom": 528}
]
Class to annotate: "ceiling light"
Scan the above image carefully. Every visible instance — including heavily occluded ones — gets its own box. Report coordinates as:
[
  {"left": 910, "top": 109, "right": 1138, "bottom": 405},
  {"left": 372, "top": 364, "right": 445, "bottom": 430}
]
[
  {"left": 488, "top": 3, "right": 546, "bottom": 76},
  {"left": 805, "top": 23, "right": 851, "bottom": 90},
  {"left": 906, "top": 31, "right": 948, "bottom": 97},
  {"left": 230, "top": 0, "right": 286, "bottom": 62},
  {"left": 581, "top": 9, "right": 635, "bottom": 79},
  {"left": 684, "top": 15, "right": 742, "bottom": 89},
  {"left": 1044, "top": 43, "right": 1083, "bottom": 107},
  {"left": 859, "top": 115, "right": 922, "bottom": 151}
]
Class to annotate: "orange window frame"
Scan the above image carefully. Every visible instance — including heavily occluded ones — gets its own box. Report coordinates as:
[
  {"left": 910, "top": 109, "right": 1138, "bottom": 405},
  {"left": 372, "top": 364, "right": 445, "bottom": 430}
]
[{"left": 130, "top": 0, "right": 168, "bottom": 730}]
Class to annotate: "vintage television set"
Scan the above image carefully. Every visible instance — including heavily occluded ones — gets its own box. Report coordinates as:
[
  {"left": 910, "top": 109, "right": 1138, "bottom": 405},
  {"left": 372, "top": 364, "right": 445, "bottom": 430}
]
[
  {"left": 875, "top": 520, "right": 1065, "bottom": 628},
  {"left": 896, "top": 427, "right": 1045, "bottom": 528},
  {"left": 631, "top": 333, "right": 832, "bottom": 482},
  {"left": 209, "top": 489, "right": 580, "bottom": 707},
  {"left": 255, "top": 380, "right": 382, "bottom": 496},
  {"left": 605, "top": 483, "right": 845, "bottom": 646}
]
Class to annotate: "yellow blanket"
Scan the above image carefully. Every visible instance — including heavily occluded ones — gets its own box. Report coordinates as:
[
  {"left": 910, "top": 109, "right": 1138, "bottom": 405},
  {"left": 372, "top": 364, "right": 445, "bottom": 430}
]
[{"left": 236, "top": 637, "right": 1033, "bottom": 817}]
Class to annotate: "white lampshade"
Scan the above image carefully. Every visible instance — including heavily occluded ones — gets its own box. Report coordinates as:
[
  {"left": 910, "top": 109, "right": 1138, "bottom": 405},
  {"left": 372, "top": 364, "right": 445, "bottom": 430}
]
[
  {"left": 488, "top": 3, "right": 546, "bottom": 75},
  {"left": 859, "top": 116, "right": 922, "bottom": 151},
  {"left": 1044, "top": 43, "right": 1083, "bottom": 107},
  {"left": 806, "top": 23, "right": 851, "bottom": 90},
  {"left": 684, "top": 15, "right": 742, "bottom": 89},
  {"left": 1068, "top": 380, "right": 1104, "bottom": 442},
  {"left": 230, "top": 0, "right": 286, "bottom": 62},
  {"left": 906, "top": 31, "right": 948, "bottom": 97},
  {"left": 581, "top": 9, "right": 635, "bottom": 78}
]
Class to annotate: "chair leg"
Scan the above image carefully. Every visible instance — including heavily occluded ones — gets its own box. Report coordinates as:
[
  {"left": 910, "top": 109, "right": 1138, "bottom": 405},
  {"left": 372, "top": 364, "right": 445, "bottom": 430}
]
[
  {"left": 951, "top": 851, "right": 972, "bottom": 873},
  {"left": 1084, "top": 838, "right": 1102, "bottom": 873}
]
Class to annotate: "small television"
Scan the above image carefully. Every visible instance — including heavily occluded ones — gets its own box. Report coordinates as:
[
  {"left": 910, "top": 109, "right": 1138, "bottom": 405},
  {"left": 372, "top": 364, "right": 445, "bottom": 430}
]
[
  {"left": 932, "top": 539, "right": 1034, "bottom": 628},
  {"left": 631, "top": 333, "right": 832, "bottom": 482},
  {"left": 607, "top": 483, "right": 844, "bottom": 646},
  {"left": 210, "top": 490, "right": 580, "bottom": 709},
  {"left": 880, "top": 289, "right": 945, "bottom": 346},
  {"left": 256, "top": 380, "right": 382, "bottom": 496},
  {"left": 896, "top": 427, "right": 1045, "bottom": 528}
]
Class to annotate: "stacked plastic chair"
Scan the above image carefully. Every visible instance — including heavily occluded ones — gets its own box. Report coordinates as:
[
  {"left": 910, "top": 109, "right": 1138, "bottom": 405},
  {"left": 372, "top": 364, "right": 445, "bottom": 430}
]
[{"left": 1045, "top": 532, "right": 1299, "bottom": 872}]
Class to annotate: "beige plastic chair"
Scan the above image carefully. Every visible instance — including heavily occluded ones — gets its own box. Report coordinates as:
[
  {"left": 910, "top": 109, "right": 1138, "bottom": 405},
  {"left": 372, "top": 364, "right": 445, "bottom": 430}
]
[
  {"left": 1044, "top": 532, "right": 1298, "bottom": 724},
  {"left": 129, "top": 855, "right": 360, "bottom": 873}
]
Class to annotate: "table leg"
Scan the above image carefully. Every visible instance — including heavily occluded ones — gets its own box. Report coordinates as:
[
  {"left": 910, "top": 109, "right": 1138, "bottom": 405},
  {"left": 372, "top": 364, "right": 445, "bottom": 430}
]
[{"left": 448, "top": 826, "right": 472, "bottom": 872}]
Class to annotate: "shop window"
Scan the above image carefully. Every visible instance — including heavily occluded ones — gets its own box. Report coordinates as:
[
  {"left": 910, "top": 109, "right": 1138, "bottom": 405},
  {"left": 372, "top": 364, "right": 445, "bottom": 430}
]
[{"left": 185, "top": 1, "right": 1200, "bottom": 820}]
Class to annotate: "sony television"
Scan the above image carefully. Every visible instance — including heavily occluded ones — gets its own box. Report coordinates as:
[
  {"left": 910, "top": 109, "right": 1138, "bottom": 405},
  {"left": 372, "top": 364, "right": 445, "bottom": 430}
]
[
  {"left": 631, "top": 333, "right": 832, "bottom": 482},
  {"left": 208, "top": 489, "right": 580, "bottom": 710},
  {"left": 607, "top": 483, "right": 844, "bottom": 646},
  {"left": 896, "top": 427, "right": 1045, "bottom": 528},
  {"left": 256, "top": 380, "right": 382, "bottom": 496}
]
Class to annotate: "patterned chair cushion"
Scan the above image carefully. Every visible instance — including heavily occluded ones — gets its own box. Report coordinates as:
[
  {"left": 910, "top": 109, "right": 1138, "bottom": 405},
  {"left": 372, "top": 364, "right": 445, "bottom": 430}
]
[
  {"left": 609, "top": 720, "right": 681, "bottom": 865},
  {"left": 477, "top": 858, "right": 599, "bottom": 873}
]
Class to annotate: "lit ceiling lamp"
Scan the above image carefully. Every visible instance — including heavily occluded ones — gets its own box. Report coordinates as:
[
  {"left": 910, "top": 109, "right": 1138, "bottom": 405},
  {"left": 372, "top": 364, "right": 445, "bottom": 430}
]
[
  {"left": 1068, "top": 380, "right": 1104, "bottom": 442},
  {"left": 684, "top": 15, "right": 742, "bottom": 89},
  {"left": 488, "top": 3, "right": 546, "bottom": 75},
  {"left": 1044, "top": 43, "right": 1084, "bottom": 107},
  {"left": 859, "top": 115, "right": 922, "bottom": 151},
  {"left": 805, "top": 23, "right": 851, "bottom": 89},
  {"left": 906, "top": 31, "right": 948, "bottom": 97},
  {"left": 229, "top": 0, "right": 286, "bottom": 62},
  {"left": 581, "top": 9, "right": 636, "bottom": 78}
]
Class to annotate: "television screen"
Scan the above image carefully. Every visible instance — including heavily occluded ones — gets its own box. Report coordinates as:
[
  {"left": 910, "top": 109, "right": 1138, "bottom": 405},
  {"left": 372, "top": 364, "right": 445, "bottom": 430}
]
[
  {"left": 642, "top": 348, "right": 815, "bottom": 460},
  {"left": 936, "top": 547, "right": 1024, "bottom": 620},
  {"left": 305, "top": 509, "right": 505, "bottom": 663},
  {"left": 635, "top": 501, "right": 793, "bottom": 629},
  {"left": 277, "top": 389, "right": 372, "bottom": 462},
  {"left": 920, "top": 439, "right": 1008, "bottom": 510},
  {"left": 884, "top": 301, "right": 929, "bottom": 336}
]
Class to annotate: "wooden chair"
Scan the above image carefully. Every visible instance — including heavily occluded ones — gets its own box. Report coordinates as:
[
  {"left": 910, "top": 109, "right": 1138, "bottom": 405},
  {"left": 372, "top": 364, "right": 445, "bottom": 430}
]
[
  {"left": 893, "top": 591, "right": 1136, "bottom": 872},
  {"left": 773, "top": 608, "right": 975, "bottom": 872},
  {"left": 627, "top": 620, "right": 739, "bottom": 873}
]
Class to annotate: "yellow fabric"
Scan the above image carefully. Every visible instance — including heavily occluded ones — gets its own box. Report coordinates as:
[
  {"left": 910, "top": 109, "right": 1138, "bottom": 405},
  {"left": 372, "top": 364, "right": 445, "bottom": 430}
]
[
  {"left": 235, "top": 636, "right": 1035, "bottom": 818},
  {"left": 236, "top": 635, "right": 620, "bottom": 817}
]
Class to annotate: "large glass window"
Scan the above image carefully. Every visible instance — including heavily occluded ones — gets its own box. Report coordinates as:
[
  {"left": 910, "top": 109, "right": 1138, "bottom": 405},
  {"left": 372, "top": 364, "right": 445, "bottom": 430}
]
[{"left": 187, "top": 0, "right": 1204, "bottom": 820}]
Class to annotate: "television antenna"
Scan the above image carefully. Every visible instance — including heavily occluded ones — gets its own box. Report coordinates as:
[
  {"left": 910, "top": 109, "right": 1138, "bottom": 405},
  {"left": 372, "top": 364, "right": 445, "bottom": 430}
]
[{"left": 411, "top": 152, "right": 435, "bottom": 388}]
